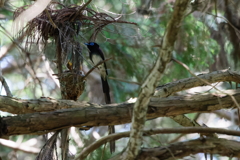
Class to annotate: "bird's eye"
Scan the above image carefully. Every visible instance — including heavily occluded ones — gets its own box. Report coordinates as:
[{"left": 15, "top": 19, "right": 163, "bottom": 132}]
[{"left": 89, "top": 42, "right": 94, "bottom": 46}]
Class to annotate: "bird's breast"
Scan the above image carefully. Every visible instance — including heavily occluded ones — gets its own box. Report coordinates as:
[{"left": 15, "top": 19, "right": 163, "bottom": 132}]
[
  {"left": 91, "top": 54, "right": 102, "bottom": 64},
  {"left": 91, "top": 54, "right": 106, "bottom": 78}
]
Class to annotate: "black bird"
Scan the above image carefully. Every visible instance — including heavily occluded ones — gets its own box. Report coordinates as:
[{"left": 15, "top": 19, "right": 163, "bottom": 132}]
[{"left": 85, "top": 42, "right": 115, "bottom": 153}]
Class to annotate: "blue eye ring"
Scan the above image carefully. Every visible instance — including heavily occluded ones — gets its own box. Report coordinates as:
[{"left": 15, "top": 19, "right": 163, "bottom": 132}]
[
  {"left": 84, "top": 42, "right": 95, "bottom": 46},
  {"left": 89, "top": 42, "right": 94, "bottom": 46}
]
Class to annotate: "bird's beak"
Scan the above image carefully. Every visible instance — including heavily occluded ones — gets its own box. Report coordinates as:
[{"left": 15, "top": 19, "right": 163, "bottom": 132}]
[{"left": 84, "top": 43, "right": 89, "bottom": 45}]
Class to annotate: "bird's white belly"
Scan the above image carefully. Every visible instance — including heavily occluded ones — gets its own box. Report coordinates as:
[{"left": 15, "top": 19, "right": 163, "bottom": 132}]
[
  {"left": 92, "top": 54, "right": 102, "bottom": 64},
  {"left": 92, "top": 54, "right": 106, "bottom": 79}
]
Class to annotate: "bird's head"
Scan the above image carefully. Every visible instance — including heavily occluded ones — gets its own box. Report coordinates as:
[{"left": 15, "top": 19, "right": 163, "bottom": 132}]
[{"left": 85, "top": 42, "right": 99, "bottom": 50}]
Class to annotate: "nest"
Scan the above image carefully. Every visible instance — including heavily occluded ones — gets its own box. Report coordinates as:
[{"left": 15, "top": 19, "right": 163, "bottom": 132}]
[{"left": 59, "top": 71, "right": 85, "bottom": 101}]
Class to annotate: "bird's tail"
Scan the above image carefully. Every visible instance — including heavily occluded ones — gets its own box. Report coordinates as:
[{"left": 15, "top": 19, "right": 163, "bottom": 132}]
[
  {"left": 101, "top": 77, "right": 115, "bottom": 153},
  {"left": 108, "top": 125, "right": 115, "bottom": 153},
  {"left": 101, "top": 77, "right": 111, "bottom": 104}
]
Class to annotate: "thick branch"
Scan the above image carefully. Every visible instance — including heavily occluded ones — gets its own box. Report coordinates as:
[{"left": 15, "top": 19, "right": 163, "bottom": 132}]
[
  {"left": 1, "top": 89, "right": 240, "bottom": 137},
  {"left": 155, "top": 69, "right": 240, "bottom": 97},
  {"left": 0, "top": 70, "right": 239, "bottom": 114},
  {"left": 0, "top": 96, "right": 92, "bottom": 114},
  {"left": 138, "top": 137, "right": 240, "bottom": 160},
  {"left": 76, "top": 127, "right": 240, "bottom": 159},
  {"left": 126, "top": 1, "right": 190, "bottom": 159},
  {"left": 155, "top": 69, "right": 240, "bottom": 128}
]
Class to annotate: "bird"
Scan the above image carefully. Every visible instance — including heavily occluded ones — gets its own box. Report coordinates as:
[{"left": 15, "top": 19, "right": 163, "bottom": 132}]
[{"left": 85, "top": 42, "right": 115, "bottom": 153}]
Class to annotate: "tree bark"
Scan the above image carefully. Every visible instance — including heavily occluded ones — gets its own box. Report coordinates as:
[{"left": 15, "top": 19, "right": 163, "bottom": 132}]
[
  {"left": 0, "top": 69, "right": 238, "bottom": 114},
  {"left": 137, "top": 137, "right": 240, "bottom": 160},
  {"left": 77, "top": 128, "right": 240, "bottom": 160},
  {"left": 1, "top": 88, "right": 240, "bottom": 137}
]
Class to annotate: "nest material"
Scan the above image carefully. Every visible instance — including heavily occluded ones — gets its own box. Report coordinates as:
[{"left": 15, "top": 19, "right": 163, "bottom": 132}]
[
  {"left": 60, "top": 71, "right": 85, "bottom": 101},
  {"left": 13, "top": 1, "right": 137, "bottom": 45}
]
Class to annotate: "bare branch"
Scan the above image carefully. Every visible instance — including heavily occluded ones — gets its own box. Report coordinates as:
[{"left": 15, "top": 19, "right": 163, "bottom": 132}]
[
  {"left": 154, "top": 69, "right": 240, "bottom": 97},
  {"left": 0, "top": 69, "right": 240, "bottom": 113},
  {"left": 172, "top": 58, "right": 240, "bottom": 108},
  {"left": 2, "top": 89, "right": 240, "bottom": 137},
  {"left": 70, "top": 0, "right": 92, "bottom": 21},
  {"left": 84, "top": 57, "right": 113, "bottom": 79},
  {"left": 0, "top": 76, "right": 13, "bottom": 97},
  {"left": 137, "top": 137, "right": 240, "bottom": 159},
  {"left": 125, "top": 1, "right": 190, "bottom": 159},
  {"left": 76, "top": 127, "right": 240, "bottom": 159},
  {"left": 0, "top": 139, "right": 39, "bottom": 154}
]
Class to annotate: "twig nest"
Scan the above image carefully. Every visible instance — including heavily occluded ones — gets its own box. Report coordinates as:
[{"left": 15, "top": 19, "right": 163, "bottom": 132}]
[{"left": 59, "top": 71, "right": 85, "bottom": 101}]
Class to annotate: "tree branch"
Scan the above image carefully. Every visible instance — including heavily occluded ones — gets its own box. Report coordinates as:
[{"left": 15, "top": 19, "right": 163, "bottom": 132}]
[
  {"left": 84, "top": 57, "right": 113, "bottom": 79},
  {"left": 138, "top": 137, "right": 240, "bottom": 159},
  {"left": 173, "top": 58, "right": 240, "bottom": 108},
  {"left": 0, "top": 139, "right": 39, "bottom": 154},
  {"left": 154, "top": 69, "right": 240, "bottom": 97},
  {"left": 0, "top": 69, "right": 238, "bottom": 114},
  {"left": 125, "top": 1, "right": 191, "bottom": 159},
  {"left": 76, "top": 127, "right": 240, "bottom": 159},
  {"left": 0, "top": 76, "right": 13, "bottom": 97},
  {"left": 1, "top": 89, "right": 240, "bottom": 137}
]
